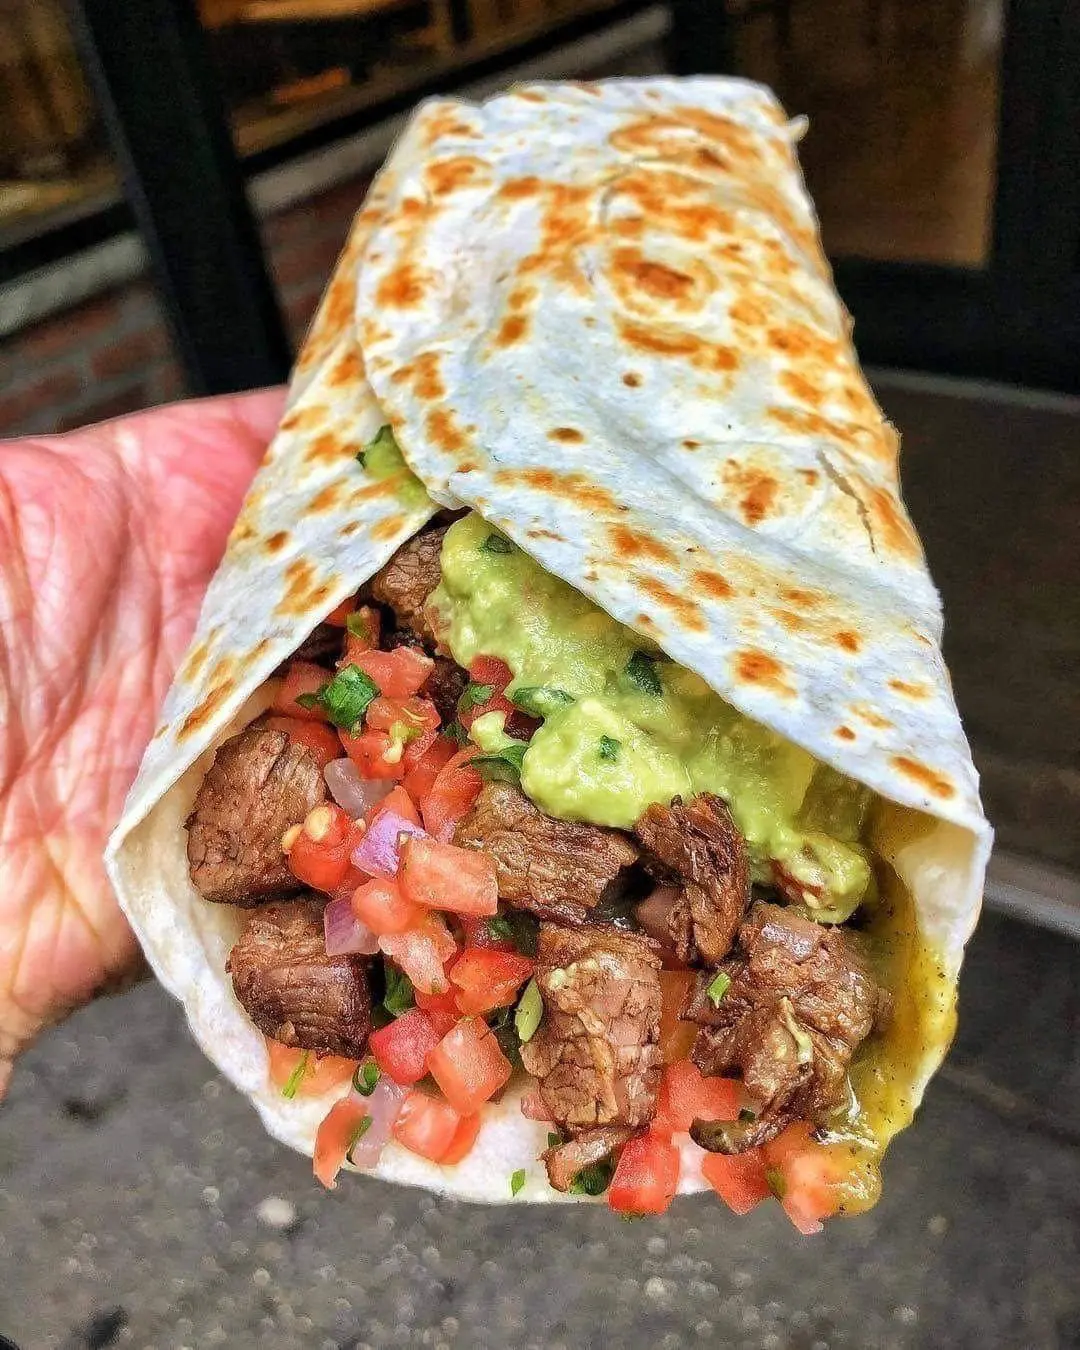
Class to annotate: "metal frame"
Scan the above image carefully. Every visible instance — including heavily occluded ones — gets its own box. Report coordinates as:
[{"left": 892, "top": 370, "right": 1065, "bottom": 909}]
[
  {"left": 667, "top": 0, "right": 1080, "bottom": 392},
  {"left": 67, "top": 0, "right": 292, "bottom": 394}
]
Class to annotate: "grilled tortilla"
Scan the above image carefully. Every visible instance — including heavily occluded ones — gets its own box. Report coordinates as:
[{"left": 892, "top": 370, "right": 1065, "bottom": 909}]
[{"left": 106, "top": 78, "right": 991, "bottom": 1207}]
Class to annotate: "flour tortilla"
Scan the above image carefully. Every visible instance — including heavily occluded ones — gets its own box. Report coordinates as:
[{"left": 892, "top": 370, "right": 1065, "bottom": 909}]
[{"left": 106, "top": 78, "right": 991, "bottom": 1204}]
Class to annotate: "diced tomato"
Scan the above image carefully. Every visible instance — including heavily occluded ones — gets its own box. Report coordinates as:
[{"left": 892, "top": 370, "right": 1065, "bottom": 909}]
[
  {"left": 353, "top": 646, "right": 434, "bottom": 699},
  {"left": 607, "top": 1133, "right": 681, "bottom": 1215},
  {"left": 266, "top": 1041, "right": 357, "bottom": 1098},
  {"left": 419, "top": 748, "right": 483, "bottom": 841},
  {"left": 264, "top": 716, "right": 341, "bottom": 769},
  {"left": 379, "top": 913, "right": 457, "bottom": 994},
  {"left": 313, "top": 1096, "right": 370, "bottom": 1188},
  {"left": 325, "top": 597, "right": 355, "bottom": 626},
  {"left": 369, "top": 785, "right": 422, "bottom": 827},
  {"left": 340, "top": 727, "right": 407, "bottom": 780},
  {"left": 352, "top": 876, "right": 425, "bottom": 934},
  {"left": 701, "top": 1147, "right": 772, "bottom": 1215},
  {"left": 659, "top": 970, "right": 697, "bottom": 1064},
  {"left": 459, "top": 655, "right": 516, "bottom": 730},
  {"left": 653, "top": 1061, "right": 741, "bottom": 1135},
  {"left": 366, "top": 695, "right": 441, "bottom": 737},
  {"left": 392, "top": 1091, "right": 462, "bottom": 1162},
  {"left": 459, "top": 915, "right": 516, "bottom": 954},
  {"left": 286, "top": 803, "right": 362, "bottom": 894},
  {"left": 763, "top": 1122, "right": 844, "bottom": 1234},
  {"left": 415, "top": 985, "right": 463, "bottom": 1025},
  {"left": 400, "top": 837, "right": 499, "bottom": 916},
  {"left": 426, "top": 1017, "right": 512, "bottom": 1114},
  {"left": 439, "top": 1112, "right": 482, "bottom": 1165},
  {"left": 369, "top": 1009, "right": 443, "bottom": 1085},
  {"left": 341, "top": 606, "right": 381, "bottom": 659},
  {"left": 273, "top": 661, "right": 330, "bottom": 722},
  {"left": 449, "top": 947, "right": 534, "bottom": 1015},
  {"left": 403, "top": 735, "right": 457, "bottom": 804}
]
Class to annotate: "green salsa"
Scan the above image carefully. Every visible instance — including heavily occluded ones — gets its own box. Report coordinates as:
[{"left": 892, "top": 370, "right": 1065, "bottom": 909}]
[{"left": 430, "top": 513, "right": 874, "bottom": 922}]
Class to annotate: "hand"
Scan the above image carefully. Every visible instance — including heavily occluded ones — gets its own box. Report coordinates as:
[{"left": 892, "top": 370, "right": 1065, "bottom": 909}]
[{"left": 0, "top": 388, "right": 286, "bottom": 1095}]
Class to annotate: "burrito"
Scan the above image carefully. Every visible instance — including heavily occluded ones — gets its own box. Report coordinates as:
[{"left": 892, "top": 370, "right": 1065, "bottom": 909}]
[{"left": 106, "top": 78, "right": 991, "bottom": 1228}]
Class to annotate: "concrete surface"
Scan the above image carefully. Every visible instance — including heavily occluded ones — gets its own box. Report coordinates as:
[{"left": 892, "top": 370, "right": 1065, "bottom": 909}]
[{"left": 2, "top": 910, "right": 1078, "bottom": 1350}]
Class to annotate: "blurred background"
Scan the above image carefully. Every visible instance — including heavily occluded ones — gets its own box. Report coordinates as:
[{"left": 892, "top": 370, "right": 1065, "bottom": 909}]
[{"left": 0, "top": 1, "right": 1077, "bottom": 1347}]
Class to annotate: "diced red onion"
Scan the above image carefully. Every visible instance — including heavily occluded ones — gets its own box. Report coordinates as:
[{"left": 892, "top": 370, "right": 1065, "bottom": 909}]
[
  {"left": 324, "top": 898, "right": 380, "bottom": 956},
  {"left": 351, "top": 809, "right": 427, "bottom": 877},
  {"left": 345, "top": 1078, "right": 408, "bottom": 1169},
  {"left": 324, "top": 758, "right": 392, "bottom": 818}
]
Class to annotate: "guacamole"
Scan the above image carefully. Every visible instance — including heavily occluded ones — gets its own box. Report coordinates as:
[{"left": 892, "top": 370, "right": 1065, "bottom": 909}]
[{"left": 429, "top": 513, "right": 874, "bottom": 923}]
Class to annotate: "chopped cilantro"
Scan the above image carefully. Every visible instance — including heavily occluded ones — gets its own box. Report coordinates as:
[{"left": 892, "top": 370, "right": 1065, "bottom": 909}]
[
  {"left": 598, "top": 735, "right": 622, "bottom": 763},
  {"left": 472, "top": 742, "right": 528, "bottom": 783},
  {"left": 382, "top": 963, "right": 415, "bottom": 1017},
  {"left": 570, "top": 1159, "right": 614, "bottom": 1196},
  {"left": 459, "top": 682, "right": 494, "bottom": 711},
  {"left": 547, "top": 1132, "right": 563, "bottom": 1149},
  {"left": 514, "top": 979, "right": 543, "bottom": 1044},
  {"left": 624, "top": 650, "right": 662, "bottom": 696},
  {"left": 509, "top": 686, "right": 574, "bottom": 719},
  {"left": 352, "top": 1061, "right": 380, "bottom": 1096},
  {"left": 346, "top": 610, "right": 372, "bottom": 641},
  {"left": 485, "top": 916, "right": 515, "bottom": 942},
  {"left": 445, "top": 720, "right": 469, "bottom": 744},
  {"left": 480, "top": 533, "right": 513, "bottom": 555},
  {"left": 280, "top": 1051, "right": 309, "bottom": 1100},
  {"left": 510, "top": 1169, "right": 527, "bottom": 1196},
  {"left": 707, "top": 971, "right": 732, "bottom": 1007},
  {"left": 316, "top": 664, "right": 380, "bottom": 731}
]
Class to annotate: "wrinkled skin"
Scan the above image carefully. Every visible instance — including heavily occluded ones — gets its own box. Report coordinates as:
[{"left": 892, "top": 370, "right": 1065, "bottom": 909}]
[{"left": 0, "top": 389, "right": 285, "bottom": 1096}]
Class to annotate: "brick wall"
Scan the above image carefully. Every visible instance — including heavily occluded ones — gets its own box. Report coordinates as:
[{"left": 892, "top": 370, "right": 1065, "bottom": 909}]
[{"left": 0, "top": 173, "right": 373, "bottom": 437}]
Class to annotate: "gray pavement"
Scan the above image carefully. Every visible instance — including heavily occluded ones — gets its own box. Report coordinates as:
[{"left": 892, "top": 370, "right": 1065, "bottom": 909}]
[{"left": 2, "top": 910, "right": 1078, "bottom": 1350}]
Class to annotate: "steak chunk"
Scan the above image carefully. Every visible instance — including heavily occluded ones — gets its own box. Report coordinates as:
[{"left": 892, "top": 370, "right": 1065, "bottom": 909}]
[
  {"left": 227, "top": 900, "right": 372, "bottom": 1057},
  {"left": 423, "top": 656, "right": 469, "bottom": 727},
  {"left": 542, "top": 1124, "right": 634, "bottom": 1194},
  {"left": 521, "top": 924, "right": 662, "bottom": 1135},
  {"left": 635, "top": 793, "right": 751, "bottom": 965},
  {"left": 186, "top": 728, "right": 328, "bottom": 905},
  {"left": 454, "top": 781, "right": 639, "bottom": 924},
  {"left": 289, "top": 621, "right": 343, "bottom": 668},
  {"left": 688, "top": 902, "right": 887, "bottom": 1151},
  {"left": 368, "top": 523, "right": 448, "bottom": 645}
]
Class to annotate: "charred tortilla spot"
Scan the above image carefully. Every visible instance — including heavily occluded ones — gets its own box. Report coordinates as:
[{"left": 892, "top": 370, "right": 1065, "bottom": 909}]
[
  {"left": 265, "top": 530, "right": 289, "bottom": 555},
  {"left": 327, "top": 348, "right": 363, "bottom": 389},
  {"left": 835, "top": 725, "right": 856, "bottom": 741},
  {"left": 780, "top": 369, "right": 824, "bottom": 407},
  {"left": 178, "top": 658, "right": 238, "bottom": 739},
  {"left": 498, "top": 175, "right": 543, "bottom": 201},
  {"left": 340, "top": 521, "right": 360, "bottom": 537},
  {"left": 612, "top": 248, "right": 698, "bottom": 305},
  {"left": 891, "top": 756, "right": 955, "bottom": 799},
  {"left": 304, "top": 431, "right": 350, "bottom": 466},
  {"left": 549, "top": 427, "right": 585, "bottom": 444},
  {"left": 608, "top": 524, "right": 677, "bottom": 565},
  {"left": 682, "top": 438, "right": 700, "bottom": 449},
  {"left": 179, "top": 631, "right": 218, "bottom": 684},
  {"left": 889, "top": 679, "right": 930, "bottom": 699},
  {"left": 770, "top": 607, "right": 809, "bottom": 633},
  {"left": 281, "top": 404, "right": 330, "bottom": 434},
  {"left": 798, "top": 468, "right": 821, "bottom": 487},
  {"left": 274, "top": 558, "right": 331, "bottom": 619},
  {"left": 693, "top": 568, "right": 733, "bottom": 601},
  {"left": 308, "top": 484, "right": 342, "bottom": 513},
  {"left": 783, "top": 586, "right": 822, "bottom": 608},
  {"left": 834, "top": 629, "right": 861, "bottom": 653},
  {"left": 496, "top": 313, "right": 529, "bottom": 346},
  {"left": 868, "top": 486, "right": 922, "bottom": 561},
  {"left": 426, "top": 407, "right": 468, "bottom": 454},
  {"left": 424, "top": 155, "right": 489, "bottom": 196},
  {"left": 499, "top": 468, "right": 620, "bottom": 515},
  {"left": 638, "top": 575, "right": 707, "bottom": 631},
  {"left": 392, "top": 351, "right": 446, "bottom": 401},
  {"left": 851, "top": 704, "right": 893, "bottom": 730},
  {"left": 375, "top": 262, "right": 429, "bottom": 309},
  {"left": 616, "top": 319, "right": 738, "bottom": 375},
  {"left": 371, "top": 513, "right": 408, "bottom": 542},
  {"left": 734, "top": 649, "right": 794, "bottom": 697},
  {"left": 622, "top": 372, "right": 642, "bottom": 387},
  {"left": 722, "top": 462, "right": 779, "bottom": 525},
  {"left": 228, "top": 518, "right": 257, "bottom": 547}
]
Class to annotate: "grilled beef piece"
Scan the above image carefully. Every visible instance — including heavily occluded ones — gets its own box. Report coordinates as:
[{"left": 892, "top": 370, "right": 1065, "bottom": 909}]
[
  {"left": 635, "top": 793, "right": 751, "bottom": 966},
  {"left": 688, "top": 902, "right": 887, "bottom": 1151},
  {"left": 541, "top": 1124, "right": 634, "bottom": 1194},
  {"left": 290, "top": 621, "right": 343, "bottom": 668},
  {"left": 227, "top": 900, "right": 372, "bottom": 1057},
  {"left": 521, "top": 924, "right": 662, "bottom": 1137},
  {"left": 423, "top": 656, "right": 469, "bottom": 727},
  {"left": 454, "top": 782, "right": 640, "bottom": 925},
  {"left": 368, "top": 523, "right": 449, "bottom": 645},
  {"left": 186, "top": 728, "right": 328, "bottom": 906}
]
